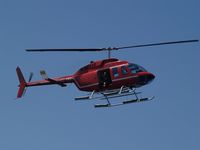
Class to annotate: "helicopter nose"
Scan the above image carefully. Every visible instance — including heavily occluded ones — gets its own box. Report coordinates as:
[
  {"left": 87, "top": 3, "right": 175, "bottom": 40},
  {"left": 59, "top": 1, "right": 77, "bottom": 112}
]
[
  {"left": 147, "top": 73, "right": 155, "bottom": 82},
  {"left": 138, "top": 72, "right": 155, "bottom": 85}
]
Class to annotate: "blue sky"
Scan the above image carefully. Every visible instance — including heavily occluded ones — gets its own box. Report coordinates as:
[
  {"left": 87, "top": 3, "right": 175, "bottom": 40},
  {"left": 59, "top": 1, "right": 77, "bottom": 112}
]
[{"left": 0, "top": 0, "right": 199, "bottom": 149}]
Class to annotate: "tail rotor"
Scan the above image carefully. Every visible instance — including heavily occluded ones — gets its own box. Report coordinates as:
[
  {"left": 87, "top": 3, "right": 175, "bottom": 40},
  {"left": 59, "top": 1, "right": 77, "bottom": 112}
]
[
  {"left": 23, "top": 72, "right": 34, "bottom": 97},
  {"left": 28, "top": 72, "right": 34, "bottom": 82}
]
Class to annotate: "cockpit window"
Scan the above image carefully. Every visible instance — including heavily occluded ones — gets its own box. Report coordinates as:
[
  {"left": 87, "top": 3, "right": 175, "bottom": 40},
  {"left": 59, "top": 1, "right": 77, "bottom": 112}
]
[
  {"left": 112, "top": 67, "right": 119, "bottom": 77},
  {"left": 128, "top": 63, "right": 147, "bottom": 74},
  {"left": 128, "top": 64, "right": 138, "bottom": 74},
  {"left": 138, "top": 65, "right": 147, "bottom": 72},
  {"left": 121, "top": 66, "right": 128, "bottom": 75}
]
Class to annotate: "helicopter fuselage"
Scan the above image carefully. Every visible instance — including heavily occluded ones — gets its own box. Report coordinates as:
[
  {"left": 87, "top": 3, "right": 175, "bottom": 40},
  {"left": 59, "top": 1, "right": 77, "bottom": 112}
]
[
  {"left": 73, "top": 58, "right": 155, "bottom": 92},
  {"left": 16, "top": 58, "right": 155, "bottom": 98}
]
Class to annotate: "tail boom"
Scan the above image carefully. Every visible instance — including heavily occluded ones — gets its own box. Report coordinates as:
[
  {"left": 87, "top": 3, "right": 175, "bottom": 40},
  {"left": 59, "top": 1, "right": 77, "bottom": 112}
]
[
  {"left": 16, "top": 66, "right": 74, "bottom": 98},
  {"left": 26, "top": 76, "right": 74, "bottom": 87}
]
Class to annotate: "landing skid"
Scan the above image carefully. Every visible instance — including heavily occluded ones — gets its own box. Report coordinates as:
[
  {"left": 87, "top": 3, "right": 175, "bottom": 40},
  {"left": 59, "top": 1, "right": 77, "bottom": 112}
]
[
  {"left": 74, "top": 86, "right": 154, "bottom": 108},
  {"left": 94, "top": 96, "right": 154, "bottom": 108}
]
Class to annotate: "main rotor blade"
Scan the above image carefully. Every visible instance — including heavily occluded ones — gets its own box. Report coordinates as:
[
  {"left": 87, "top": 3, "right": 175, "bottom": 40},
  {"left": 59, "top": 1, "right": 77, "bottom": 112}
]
[
  {"left": 26, "top": 39, "right": 198, "bottom": 52},
  {"left": 117, "top": 39, "right": 199, "bottom": 50},
  {"left": 26, "top": 48, "right": 104, "bottom": 52}
]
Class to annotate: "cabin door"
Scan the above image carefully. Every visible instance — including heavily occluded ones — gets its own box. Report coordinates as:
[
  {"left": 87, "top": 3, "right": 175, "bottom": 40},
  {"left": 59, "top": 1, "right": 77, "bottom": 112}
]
[{"left": 97, "top": 69, "right": 112, "bottom": 88}]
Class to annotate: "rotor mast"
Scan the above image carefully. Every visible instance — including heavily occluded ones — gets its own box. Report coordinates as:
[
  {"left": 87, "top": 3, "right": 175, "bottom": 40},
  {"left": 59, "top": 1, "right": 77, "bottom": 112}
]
[{"left": 108, "top": 50, "right": 111, "bottom": 59}]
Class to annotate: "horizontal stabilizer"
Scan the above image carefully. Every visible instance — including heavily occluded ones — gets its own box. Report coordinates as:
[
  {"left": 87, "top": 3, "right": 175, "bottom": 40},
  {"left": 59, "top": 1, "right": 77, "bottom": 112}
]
[
  {"left": 47, "top": 78, "right": 67, "bottom": 87},
  {"left": 40, "top": 70, "right": 67, "bottom": 87}
]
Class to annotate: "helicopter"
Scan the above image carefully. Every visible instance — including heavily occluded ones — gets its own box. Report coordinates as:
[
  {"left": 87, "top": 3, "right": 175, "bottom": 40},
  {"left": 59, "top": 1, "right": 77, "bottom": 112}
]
[{"left": 16, "top": 39, "right": 198, "bottom": 107}]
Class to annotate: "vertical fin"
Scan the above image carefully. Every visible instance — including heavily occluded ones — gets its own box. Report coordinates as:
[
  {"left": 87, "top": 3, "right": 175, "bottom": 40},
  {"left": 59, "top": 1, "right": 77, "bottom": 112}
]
[{"left": 16, "top": 67, "right": 27, "bottom": 98}]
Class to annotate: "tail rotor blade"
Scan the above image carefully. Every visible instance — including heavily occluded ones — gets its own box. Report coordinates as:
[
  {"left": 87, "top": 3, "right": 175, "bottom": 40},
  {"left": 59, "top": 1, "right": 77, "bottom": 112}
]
[
  {"left": 23, "top": 87, "right": 27, "bottom": 97},
  {"left": 28, "top": 72, "right": 34, "bottom": 82}
]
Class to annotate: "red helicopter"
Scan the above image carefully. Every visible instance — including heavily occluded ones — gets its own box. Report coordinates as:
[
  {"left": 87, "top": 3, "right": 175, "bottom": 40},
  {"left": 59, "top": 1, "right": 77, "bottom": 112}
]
[{"left": 16, "top": 39, "right": 198, "bottom": 107}]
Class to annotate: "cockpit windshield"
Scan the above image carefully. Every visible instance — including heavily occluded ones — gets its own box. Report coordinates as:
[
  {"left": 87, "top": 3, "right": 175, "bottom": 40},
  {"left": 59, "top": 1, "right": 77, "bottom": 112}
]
[{"left": 128, "top": 63, "right": 147, "bottom": 74}]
